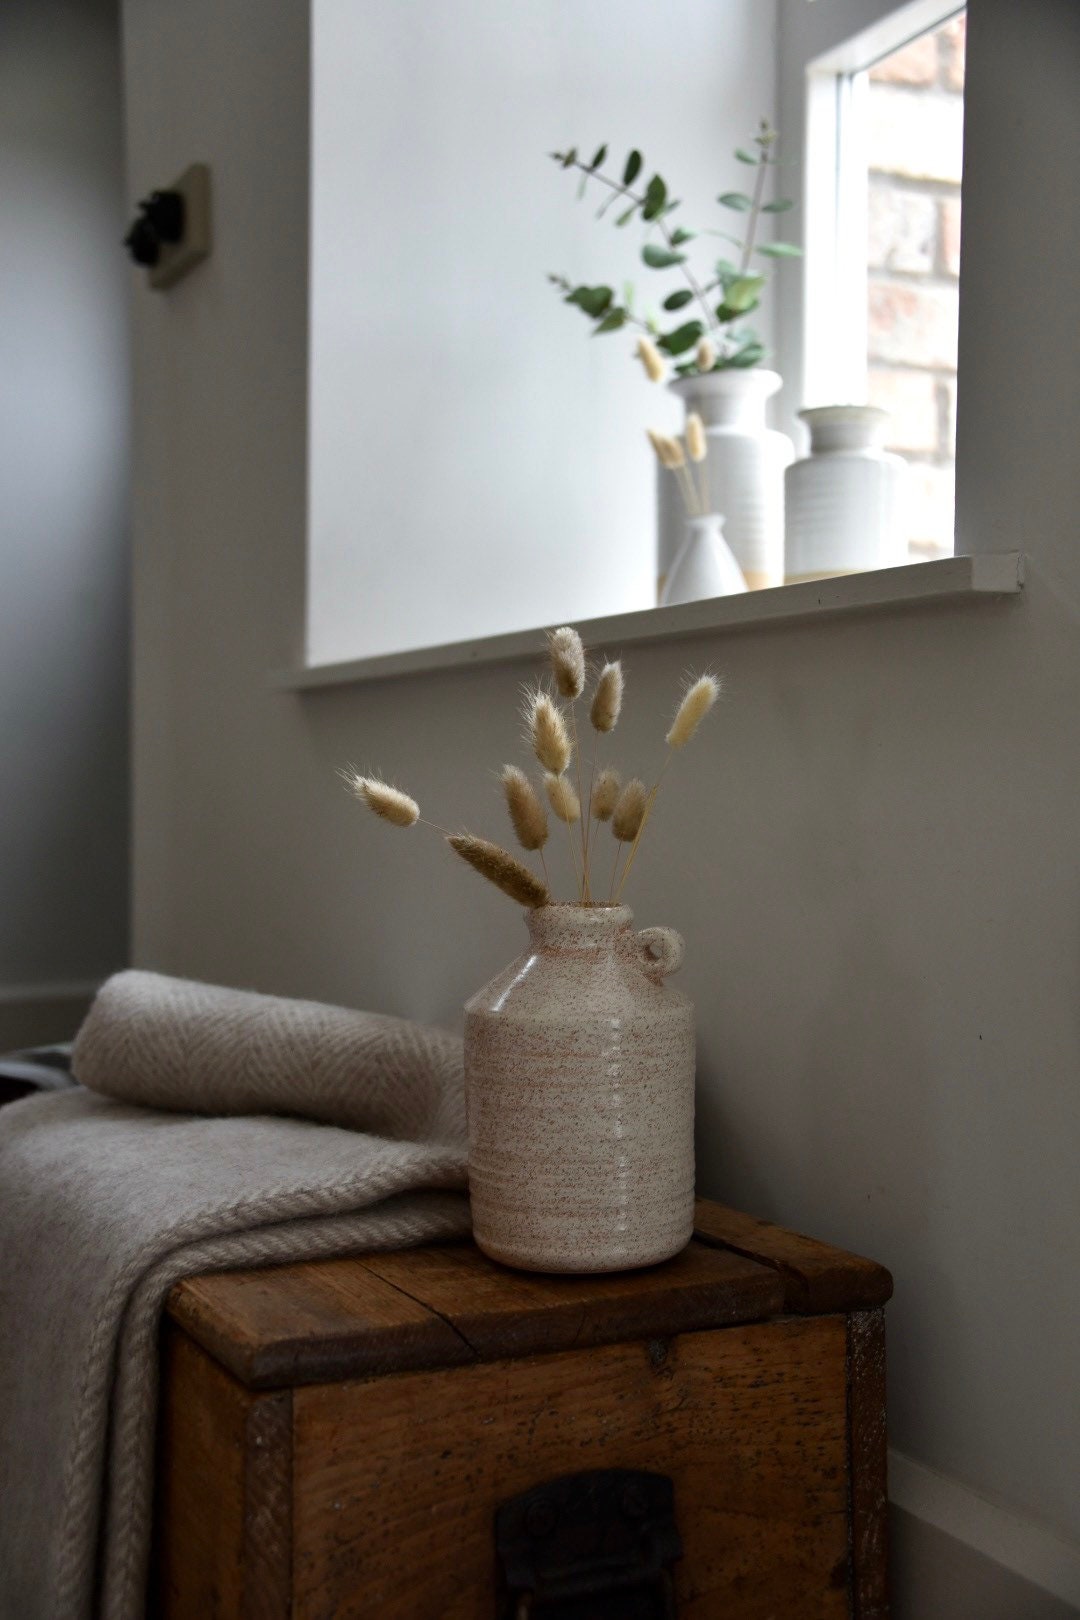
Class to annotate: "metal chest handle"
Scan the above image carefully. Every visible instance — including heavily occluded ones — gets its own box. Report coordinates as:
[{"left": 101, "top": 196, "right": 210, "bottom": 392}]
[{"left": 496, "top": 1469, "right": 682, "bottom": 1618}]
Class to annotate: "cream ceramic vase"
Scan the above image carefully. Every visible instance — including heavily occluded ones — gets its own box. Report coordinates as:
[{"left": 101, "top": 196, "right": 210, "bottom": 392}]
[{"left": 463, "top": 904, "right": 695, "bottom": 1273}]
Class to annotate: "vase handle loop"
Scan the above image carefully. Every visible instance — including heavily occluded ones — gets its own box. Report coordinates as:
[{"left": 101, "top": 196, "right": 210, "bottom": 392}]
[{"left": 635, "top": 927, "right": 684, "bottom": 981}]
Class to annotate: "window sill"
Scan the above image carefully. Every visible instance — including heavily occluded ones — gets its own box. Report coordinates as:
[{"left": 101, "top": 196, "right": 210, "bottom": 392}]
[{"left": 277, "top": 552, "right": 1024, "bottom": 693}]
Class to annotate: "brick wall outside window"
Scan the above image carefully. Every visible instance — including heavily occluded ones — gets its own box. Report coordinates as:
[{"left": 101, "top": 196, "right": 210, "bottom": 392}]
[{"left": 867, "top": 13, "right": 965, "bottom": 559}]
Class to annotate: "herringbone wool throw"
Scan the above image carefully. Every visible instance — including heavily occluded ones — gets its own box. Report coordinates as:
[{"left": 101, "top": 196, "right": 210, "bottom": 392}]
[{"left": 0, "top": 971, "right": 471, "bottom": 1620}]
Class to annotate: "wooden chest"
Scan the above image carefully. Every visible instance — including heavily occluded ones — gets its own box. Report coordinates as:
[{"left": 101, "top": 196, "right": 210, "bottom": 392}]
[{"left": 153, "top": 1200, "right": 892, "bottom": 1619}]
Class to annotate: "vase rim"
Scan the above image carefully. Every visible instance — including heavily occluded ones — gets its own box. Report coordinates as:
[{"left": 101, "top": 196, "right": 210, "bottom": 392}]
[
  {"left": 798, "top": 404, "right": 888, "bottom": 425},
  {"left": 669, "top": 367, "right": 782, "bottom": 401}
]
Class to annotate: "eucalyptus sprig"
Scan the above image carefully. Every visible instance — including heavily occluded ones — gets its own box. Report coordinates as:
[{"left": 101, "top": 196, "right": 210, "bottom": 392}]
[{"left": 548, "top": 121, "right": 800, "bottom": 375}]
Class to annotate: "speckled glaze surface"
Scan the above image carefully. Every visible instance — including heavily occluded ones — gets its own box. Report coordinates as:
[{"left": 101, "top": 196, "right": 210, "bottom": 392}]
[{"left": 463, "top": 905, "right": 695, "bottom": 1273}]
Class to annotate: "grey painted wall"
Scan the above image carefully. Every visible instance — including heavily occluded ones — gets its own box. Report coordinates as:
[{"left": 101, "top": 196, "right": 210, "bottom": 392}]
[
  {"left": 121, "top": 0, "right": 1080, "bottom": 1607},
  {"left": 0, "top": 0, "right": 130, "bottom": 1038}
]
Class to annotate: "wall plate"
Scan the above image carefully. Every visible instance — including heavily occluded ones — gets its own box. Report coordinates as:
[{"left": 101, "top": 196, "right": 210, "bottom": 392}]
[{"left": 149, "top": 163, "right": 211, "bottom": 290}]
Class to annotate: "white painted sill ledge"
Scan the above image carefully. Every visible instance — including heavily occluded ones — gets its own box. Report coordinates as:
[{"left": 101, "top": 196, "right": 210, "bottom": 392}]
[{"left": 277, "top": 552, "right": 1024, "bottom": 693}]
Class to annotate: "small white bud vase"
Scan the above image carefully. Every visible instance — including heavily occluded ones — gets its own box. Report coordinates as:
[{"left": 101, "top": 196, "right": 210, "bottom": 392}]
[
  {"left": 463, "top": 904, "right": 695, "bottom": 1273},
  {"left": 660, "top": 513, "right": 747, "bottom": 606},
  {"left": 658, "top": 369, "right": 793, "bottom": 596},
  {"left": 784, "top": 405, "right": 909, "bottom": 582}
]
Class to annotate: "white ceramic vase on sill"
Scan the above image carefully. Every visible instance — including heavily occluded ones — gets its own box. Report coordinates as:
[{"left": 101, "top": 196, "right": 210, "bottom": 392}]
[
  {"left": 463, "top": 903, "right": 694, "bottom": 1274},
  {"left": 784, "top": 405, "right": 909, "bottom": 582},
  {"left": 660, "top": 513, "right": 747, "bottom": 606},
  {"left": 657, "top": 369, "right": 794, "bottom": 598}
]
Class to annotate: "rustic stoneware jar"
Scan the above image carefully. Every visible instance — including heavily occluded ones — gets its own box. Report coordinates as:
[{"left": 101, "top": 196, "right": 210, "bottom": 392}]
[{"left": 463, "top": 903, "right": 695, "bottom": 1273}]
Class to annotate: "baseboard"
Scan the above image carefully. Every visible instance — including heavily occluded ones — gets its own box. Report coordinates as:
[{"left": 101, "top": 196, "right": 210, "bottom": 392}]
[
  {"left": 0, "top": 981, "right": 99, "bottom": 1051},
  {"left": 890, "top": 1450, "right": 1080, "bottom": 1616}
]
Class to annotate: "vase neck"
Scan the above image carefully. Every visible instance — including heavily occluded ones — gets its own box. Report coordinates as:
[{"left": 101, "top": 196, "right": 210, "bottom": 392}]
[
  {"left": 800, "top": 405, "right": 888, "bottom": 454},
  {"left": 670, "top": 368, "right": 781, "bottom": 431},
  {"left": 527, "top": 904, "right": 633, "bottom": 952}
]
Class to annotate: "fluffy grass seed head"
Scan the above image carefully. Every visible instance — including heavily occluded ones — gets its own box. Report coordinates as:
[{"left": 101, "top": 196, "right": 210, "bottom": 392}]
[
  {"left": 447, "top": 834, "right": 550, "bottom": 909},
  {"left": 525, "top": 688, "right": 572, "bottom": 776},
  {"left": 611, "top": 778, "right": 648, "bottom": 842},
  {"left": 500, "top": 765, "right": 548, "bottom": 852},
  {"left": 548, "top": 625, "right": 586, "bottom": 700},
  {"left": 647, "top": 428, "right": 670, "bottom": 468},
  {"left": 545, "top": 772, "right": 581, "bottom": 825},
  {"left": 696, "top": 337, "right": 716, "bottom": 373},
  {"left": 636, "top": 336, "right": 666, "bottom": 384},
  {"left": 592, "top": 767, "right": 621, "bottom": 821},
  {"left": 589, "top": 661, "right": 623, "bottom": 733},
  {"left": 663, "top": 434, "right": 686, "bottom": 470},
  {"left": 666, "top": 673, "right": 721, "bottom": 749},
  {"left": 646, "top": 430, "right": 686, "bottom": 471},
  {"left": 686, "top": 412, "right": 707, "bottom": 463},
  {"left": 347, "top": 773, "right": 419, "bottom": 828}
]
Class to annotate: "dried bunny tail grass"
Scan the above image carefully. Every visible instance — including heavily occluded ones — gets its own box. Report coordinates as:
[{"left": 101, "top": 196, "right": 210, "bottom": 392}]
[
  {"left": 612, "top": 778, "right": 648, "bottom": 842},
  {"left": 696, "top": 337, "right": 716, "bottom": 373},
  {"left": 663, "top": 435, "right": 686, "bottom": 470},
  {"left": 589, "top": 661, "right": 623, "bottom": 733},
  {"left": 666, "top": 673, "right": 721, "bottom": 749},
  {"left": 646, "top": 428, "right": 670, "bottom": 467},
  {"left": 647, "top": 430, "right": 686, "bottom": 471},
  {"left": 500, "top": 764, "right": 548, "bottom": 851},
  {"left": 592, "top": 767, "right": 621, "bottom": 821},
  {"left": 545, "top": 772, "right": 581, "bottom": 825},
  {"left": 346, "top": 772, "right": 419, "bottom": 827},
  {"left": 686, "top": 412, "right": 707, "bottom": 463},
  {"left": 447, "top": 834, "right": 549, "bottom": 908},
  {"left": 524, "top": 687, "right": 572, "bottom": 775},
  {"left": 636, "top": 336, "right": 666, "bottom": 383},
  {"left": 548, "top": 625, "right": 585, "bottom": 700}
]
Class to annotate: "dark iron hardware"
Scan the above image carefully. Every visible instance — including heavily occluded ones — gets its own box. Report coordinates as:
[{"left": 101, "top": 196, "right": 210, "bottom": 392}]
[
  {"left": 124, "top": 189, "right": 186, "bottom": 267},
  {"left": 496, "top": 1469, "right": 681, "bottom": 1618}
]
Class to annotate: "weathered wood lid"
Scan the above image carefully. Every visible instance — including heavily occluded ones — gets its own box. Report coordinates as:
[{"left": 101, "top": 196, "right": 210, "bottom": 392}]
[{"left": 166, "top": 1199, "right": 892, "bottom": 1390}]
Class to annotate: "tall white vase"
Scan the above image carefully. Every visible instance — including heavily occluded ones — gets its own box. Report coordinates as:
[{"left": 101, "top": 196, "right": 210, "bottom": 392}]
[
  {"left": 784, "top": 406, "right": 909, "bottom": 582},
  {"left": 658, "top": 369, "right": 793, "bottom": 596}
]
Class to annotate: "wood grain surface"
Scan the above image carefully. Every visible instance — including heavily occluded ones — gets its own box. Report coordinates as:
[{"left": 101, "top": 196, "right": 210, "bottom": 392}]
[
  {"left": 168, "top": 1233, "right": 784, "bottom": 1388},
  {"left": 693, "top": 1201, "right": 894, "bottom": 1314},
  {"left": 152, "top": 1325, "right": 292, "bottom": 1619},
  {"left": 848, "top": 1309, "right": 890, "bottom": 1618},
  {"left": 292, "top": 1317, "right": 852, "bottom": 1620}
]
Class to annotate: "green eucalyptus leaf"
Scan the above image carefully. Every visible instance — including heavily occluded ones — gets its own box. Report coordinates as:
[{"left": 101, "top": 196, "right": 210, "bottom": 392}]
[
  {"left": 669, "top": 227, "right": 695, "bottom": 245},
  {"left": 566, "top": 284, "right": 614, "bottom": 317},
  {"left": 642, "top": 175, "right": 667, "bottom": 220},
  {"left": 717, "top": 297, "right": 760, "bottom": 323},
  {"left": 721, "top": 273, "right": 764, "bottom": 311},
  {"left": 734, "top": 147, "right": 759, "bottom": 164},
  {"left": 642, "top": 243, "right": 685, "bottom": 269},
  {"left": 756, "top": 241, "right": 803, "bottom": 257},
  {"left": 718, "top": 192, "right": 753, "bottom": 211},
  {"left": 762, "top": 198, "right": 794, "bottom": 212},
  {"left": 577, "top": 174, "right": 588, "bottom": 200},
  {"left": 662, "top": 288, "right": 695, "bottom": 311},
  {"left": 725, "top": 339, "right": 766, "bottom": 368},
  {"left": 593, "top": 308, "right": 626, "bottom": 334},
  {"left": 590, "top": 143, "right": 608, "bottom": 170},
  {"left": 615, "top": 204, "right": 638, "bottom": 227},
  {"left": 623, "top": 150, "right": 643, "bottom": 186},
  {"left": 657, "top": 319, "right": 704, "bottom": 356},
  {"left": 561, "top": 147, "right": 578, "bottom": 169},
  {"left": 714, "top": 257, "right": 738, "bottom": 279},
  {"left": 623, "top": 281, "right": 635, "bottom": 311}
]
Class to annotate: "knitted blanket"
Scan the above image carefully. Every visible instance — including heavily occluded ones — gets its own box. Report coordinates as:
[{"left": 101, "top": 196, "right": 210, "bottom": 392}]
[{"left": 0, "top": 972, "right": 470, "bottom": 1620}]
